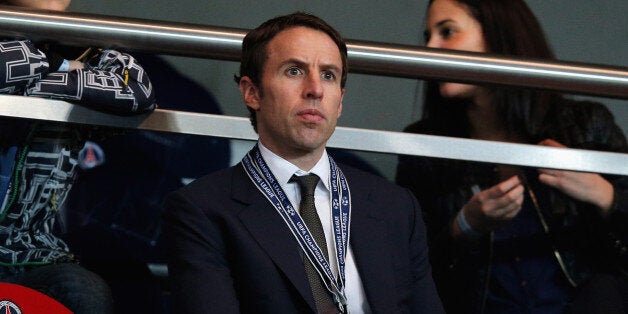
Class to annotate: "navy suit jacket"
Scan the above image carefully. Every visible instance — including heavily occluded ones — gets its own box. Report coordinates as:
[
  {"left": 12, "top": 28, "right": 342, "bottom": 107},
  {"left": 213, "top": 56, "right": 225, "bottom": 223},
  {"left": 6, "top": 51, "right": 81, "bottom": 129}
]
[{"left": 163, "top": 162, "right": 444, "bottom": 314}]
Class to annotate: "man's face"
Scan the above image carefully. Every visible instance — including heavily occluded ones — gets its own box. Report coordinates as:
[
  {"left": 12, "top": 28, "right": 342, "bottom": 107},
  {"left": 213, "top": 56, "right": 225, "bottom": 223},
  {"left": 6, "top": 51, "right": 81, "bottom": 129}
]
[{"left": 240, "top": 26, "right": 344, "bottom": 160}]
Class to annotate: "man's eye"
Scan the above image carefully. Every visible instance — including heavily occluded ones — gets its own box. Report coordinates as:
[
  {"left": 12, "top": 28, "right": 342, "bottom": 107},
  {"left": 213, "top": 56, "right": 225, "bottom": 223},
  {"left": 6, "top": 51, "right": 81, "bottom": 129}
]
[
  {"left": 287, "top": 67, "right": 302, "bottom": 76},
  {"left": 321, "top": 71, "right": 336, "bottom": 81}
]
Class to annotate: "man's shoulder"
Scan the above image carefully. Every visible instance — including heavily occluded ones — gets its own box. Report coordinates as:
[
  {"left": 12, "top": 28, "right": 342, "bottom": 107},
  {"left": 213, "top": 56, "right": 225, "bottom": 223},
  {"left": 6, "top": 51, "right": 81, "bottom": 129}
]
[{"left": 175, "top": 165, "right": 242, "bottom": 197}]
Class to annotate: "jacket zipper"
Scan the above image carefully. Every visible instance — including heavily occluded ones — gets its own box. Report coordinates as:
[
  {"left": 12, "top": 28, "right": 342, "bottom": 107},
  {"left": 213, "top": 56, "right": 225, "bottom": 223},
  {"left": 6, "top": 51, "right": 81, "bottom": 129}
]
[{"left": 527, "top": 185, "right": 578, "bottom": 287}]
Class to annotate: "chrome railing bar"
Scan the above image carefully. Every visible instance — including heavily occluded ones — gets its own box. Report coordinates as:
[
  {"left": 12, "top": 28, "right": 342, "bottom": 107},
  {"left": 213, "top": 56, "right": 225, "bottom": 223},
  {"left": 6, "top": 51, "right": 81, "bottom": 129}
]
[
  {"left": 0, "top": 6, "right": 627, "bottom": 99},
  {"left": 1, "top": 95, "right": 626, "bottom": 176}
]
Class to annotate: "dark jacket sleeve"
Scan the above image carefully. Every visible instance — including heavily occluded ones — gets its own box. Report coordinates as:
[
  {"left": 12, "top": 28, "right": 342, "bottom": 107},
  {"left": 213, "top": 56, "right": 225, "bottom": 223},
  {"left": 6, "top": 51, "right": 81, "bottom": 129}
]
[
  {"left": 0, "top": 40, "right": 49, "bottom": 94},
  {"left": 576, "top": 101, "right": 627, "bottom": 268},
  {"left": 25, "top": 49, "right": 156, "bottom": 114},
  {"left": 607, "top": 176, "right": 628, "bottom": 269},
  {"left": 403, "top": 188, "right": 447, "bottom": 314},
  {"left": 162, "top": 189, "right": 241, "bottom": 314},
  {"left": 541, "top": 99, "right": 628, "bottom": 271}
]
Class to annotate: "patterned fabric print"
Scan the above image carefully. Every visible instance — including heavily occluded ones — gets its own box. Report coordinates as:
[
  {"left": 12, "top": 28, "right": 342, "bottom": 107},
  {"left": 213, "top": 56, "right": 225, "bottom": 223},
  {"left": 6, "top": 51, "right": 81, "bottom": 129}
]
[
  {"left": 26, "top": 49, "right": 155, "bottom": 113},
  {"left": 0, "top": 124, "right": 79, "bottom": 265},
  {"left": 0, "top": 40, "right": 49, "bottom": 94}
]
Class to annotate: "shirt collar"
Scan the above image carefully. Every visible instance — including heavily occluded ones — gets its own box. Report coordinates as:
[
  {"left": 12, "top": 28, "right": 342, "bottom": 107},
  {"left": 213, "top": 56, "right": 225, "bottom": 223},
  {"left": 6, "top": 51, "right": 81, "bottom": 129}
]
[{"left": 257, "top": 142, "right": 331, "bottom": 192}]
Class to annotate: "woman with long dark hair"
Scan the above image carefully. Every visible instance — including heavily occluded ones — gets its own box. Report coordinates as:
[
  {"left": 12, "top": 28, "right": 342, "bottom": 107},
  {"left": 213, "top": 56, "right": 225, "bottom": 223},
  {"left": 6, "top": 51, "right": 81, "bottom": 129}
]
[{"left": 396, "top": 0, "right": 628, "bottom": 313}]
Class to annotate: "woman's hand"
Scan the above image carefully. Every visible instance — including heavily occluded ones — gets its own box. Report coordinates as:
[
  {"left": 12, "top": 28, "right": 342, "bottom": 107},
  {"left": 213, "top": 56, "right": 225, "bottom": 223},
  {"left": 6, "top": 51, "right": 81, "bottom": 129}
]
[
  {"left": 537, "top": 139, "right": 614, "bottom": 216},
  {"left": 454, "top": 175, "right": 525, "bottom": 237}
]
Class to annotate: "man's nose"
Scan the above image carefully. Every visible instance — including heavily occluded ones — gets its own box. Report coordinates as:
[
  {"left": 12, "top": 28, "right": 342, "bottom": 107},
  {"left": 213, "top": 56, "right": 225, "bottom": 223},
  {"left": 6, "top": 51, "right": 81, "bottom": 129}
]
[{"left": 304, "top": 72, "right": 323, "bottom": 99}]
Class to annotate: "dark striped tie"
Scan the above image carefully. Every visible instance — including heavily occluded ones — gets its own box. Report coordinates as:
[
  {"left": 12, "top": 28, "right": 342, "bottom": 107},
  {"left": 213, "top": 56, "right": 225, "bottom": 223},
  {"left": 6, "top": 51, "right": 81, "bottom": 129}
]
[{"left": 291, "top": 174, "right": 338, "bottom": 314}]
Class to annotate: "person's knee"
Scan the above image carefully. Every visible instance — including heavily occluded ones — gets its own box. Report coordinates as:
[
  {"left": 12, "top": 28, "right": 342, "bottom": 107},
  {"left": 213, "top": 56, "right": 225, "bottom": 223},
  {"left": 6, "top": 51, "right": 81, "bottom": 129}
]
[{"left": 18, "top": 263, "right": 113, "bottom": 314}]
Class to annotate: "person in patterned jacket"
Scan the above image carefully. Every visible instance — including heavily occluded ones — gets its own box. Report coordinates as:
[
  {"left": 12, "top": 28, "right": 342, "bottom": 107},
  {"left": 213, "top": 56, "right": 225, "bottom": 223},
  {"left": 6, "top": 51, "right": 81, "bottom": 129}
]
[{"left": 0, "top": 1, "right": 156, "bottom": 313}]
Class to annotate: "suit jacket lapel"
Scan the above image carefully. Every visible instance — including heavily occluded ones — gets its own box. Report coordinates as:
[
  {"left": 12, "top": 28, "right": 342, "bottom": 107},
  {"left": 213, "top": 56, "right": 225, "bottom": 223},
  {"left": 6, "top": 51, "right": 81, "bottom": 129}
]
[
  {"left": 349, "top": 180, "right": 397, "bottom": 313},
  {"left": 231, "top": 166, "right": 317, "bottom": 311}
]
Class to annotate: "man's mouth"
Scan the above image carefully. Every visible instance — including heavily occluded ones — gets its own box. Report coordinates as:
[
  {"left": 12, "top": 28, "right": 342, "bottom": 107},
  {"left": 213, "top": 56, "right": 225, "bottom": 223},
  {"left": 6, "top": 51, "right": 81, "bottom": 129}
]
[{"left": 297, "top": 109, "right": 324, "bottom": 123}]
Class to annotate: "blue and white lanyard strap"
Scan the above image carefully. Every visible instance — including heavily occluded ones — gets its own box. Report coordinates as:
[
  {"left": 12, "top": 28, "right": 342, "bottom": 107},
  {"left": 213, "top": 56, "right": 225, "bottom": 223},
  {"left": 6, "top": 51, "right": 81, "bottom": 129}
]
[{"left": 241, "top": 145, "right": 351, "bottom": 311}]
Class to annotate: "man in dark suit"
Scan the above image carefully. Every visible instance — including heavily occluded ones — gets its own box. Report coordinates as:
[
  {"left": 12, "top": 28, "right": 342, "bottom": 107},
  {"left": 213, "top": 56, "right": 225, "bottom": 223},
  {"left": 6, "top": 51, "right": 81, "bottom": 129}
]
[{"left": 163, "top": 12, "right": 444, "bottom": 314}]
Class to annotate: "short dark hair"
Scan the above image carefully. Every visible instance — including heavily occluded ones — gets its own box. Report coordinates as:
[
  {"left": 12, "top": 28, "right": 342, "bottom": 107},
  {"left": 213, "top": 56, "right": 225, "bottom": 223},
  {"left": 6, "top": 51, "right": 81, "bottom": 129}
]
[
  {"left": 234, "top": 12, "right": 348, "bottom": 131},
  {"left": 423, "top": 0, "right": 557, "bottom": 141}
]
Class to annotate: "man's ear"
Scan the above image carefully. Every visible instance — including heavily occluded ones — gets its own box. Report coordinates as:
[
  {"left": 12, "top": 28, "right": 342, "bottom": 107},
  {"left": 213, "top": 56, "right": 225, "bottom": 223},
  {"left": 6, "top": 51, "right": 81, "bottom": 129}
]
[
  {"left": 239, "top": 76, "right": 261, "bottom": 111},
  {"left": 337, "top": 88, "right": 345, "bottom": 118}
]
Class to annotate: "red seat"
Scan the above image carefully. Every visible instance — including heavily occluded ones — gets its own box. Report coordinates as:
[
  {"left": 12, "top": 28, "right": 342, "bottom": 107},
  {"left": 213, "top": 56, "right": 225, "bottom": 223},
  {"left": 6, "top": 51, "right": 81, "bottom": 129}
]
[{"left": 0, "top": 282, "right": 72, "bottom": 313}]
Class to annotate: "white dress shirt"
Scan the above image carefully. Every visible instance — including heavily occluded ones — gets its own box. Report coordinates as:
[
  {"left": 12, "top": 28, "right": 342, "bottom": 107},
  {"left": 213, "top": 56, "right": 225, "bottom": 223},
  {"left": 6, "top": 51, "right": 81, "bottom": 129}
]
[{"left": 258, "top": 143, "right": 372, "bottom": 314}]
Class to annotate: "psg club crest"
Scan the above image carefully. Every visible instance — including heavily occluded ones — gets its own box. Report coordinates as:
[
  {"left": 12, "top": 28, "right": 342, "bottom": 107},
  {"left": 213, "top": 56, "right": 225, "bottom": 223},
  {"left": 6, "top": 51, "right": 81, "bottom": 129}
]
[
  {"left": 0, "top": 300, "right": 21, "bottom": 314},
  {"left": 78, "top": 140, "right": 106, "bottom": 170}
]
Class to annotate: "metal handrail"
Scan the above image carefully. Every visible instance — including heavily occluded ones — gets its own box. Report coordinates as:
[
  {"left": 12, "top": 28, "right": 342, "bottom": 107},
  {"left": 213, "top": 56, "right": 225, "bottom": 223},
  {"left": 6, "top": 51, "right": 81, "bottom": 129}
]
[
  {"left": 0, "top": 6, "right": 627, "bottom": 99},
  {"left": 1, "top": 96, "right": 626, "bottom": 176}
]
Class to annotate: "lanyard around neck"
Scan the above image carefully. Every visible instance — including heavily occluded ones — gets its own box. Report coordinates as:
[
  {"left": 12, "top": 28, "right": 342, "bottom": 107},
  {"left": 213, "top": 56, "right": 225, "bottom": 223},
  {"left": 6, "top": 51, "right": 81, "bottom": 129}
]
[{"left": 242, "top": 145, "right": 351, "bottom": 309}]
